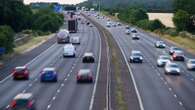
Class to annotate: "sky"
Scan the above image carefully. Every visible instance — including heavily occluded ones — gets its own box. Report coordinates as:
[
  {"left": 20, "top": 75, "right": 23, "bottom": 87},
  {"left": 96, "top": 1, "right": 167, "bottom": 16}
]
[{"left": 24, "top": 0, "right": 87, "bottom": 5}]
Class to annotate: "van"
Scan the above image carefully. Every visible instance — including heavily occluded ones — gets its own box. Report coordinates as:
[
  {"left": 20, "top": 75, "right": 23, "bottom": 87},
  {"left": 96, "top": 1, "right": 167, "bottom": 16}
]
[{"left": 63, "top": 44, "right": 76, "bottom": 57}]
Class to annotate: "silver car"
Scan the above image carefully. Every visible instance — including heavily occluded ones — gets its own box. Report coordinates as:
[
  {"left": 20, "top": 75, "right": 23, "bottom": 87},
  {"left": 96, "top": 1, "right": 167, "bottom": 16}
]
[
  {"left": 157, "top": 55, "right": 170, "bottom": 67},
  {"left": 186, "top": 59, "right": 195, "bottom": 70},
  {"left": 155, "top": 41, "right": 166, "bottom": 48},
  {"left": 164, "top": 61, "right": 180, "bottom": 75}
]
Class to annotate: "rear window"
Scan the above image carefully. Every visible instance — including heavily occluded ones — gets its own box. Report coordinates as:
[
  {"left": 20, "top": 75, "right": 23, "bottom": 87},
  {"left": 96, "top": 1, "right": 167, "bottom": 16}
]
[
  {"left": 16, "top": 99, "right": 28, "bottom": 106},
  {"left": 169, "top": 64, "right": 178, "bottom": 68},
  {"left": 15, "top": 68, "right": 25, "bottom": 72}
]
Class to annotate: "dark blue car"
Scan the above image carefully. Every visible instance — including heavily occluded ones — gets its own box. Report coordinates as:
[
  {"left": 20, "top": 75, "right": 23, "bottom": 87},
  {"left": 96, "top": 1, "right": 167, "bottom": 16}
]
[{"left": 40, "top": 68, "right": 57, "bottom": 82}]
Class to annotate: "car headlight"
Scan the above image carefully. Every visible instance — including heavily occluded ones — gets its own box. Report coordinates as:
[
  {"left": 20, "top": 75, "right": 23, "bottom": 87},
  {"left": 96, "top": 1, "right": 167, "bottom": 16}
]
[{"left": 140, "top": 57, "right": 143, "bottom": 60}]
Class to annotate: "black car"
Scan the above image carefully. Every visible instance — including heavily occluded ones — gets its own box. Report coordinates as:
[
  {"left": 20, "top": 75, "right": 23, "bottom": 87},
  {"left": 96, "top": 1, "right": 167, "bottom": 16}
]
[
  {"left": 82, "top": 52, "right": 95, "bottom": 63},
  {"left": 130, "top": 50, "right": 143, "bottom": 63}
]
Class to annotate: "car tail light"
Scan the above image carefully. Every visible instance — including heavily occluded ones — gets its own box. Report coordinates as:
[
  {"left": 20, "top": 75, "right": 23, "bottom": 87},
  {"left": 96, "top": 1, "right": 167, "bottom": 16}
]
[
  {"left": 27, "top": 101, "right": 33, "bottom": 108},
  {"left": 11, "top": 100, "right": 16, "bottom": 108}
]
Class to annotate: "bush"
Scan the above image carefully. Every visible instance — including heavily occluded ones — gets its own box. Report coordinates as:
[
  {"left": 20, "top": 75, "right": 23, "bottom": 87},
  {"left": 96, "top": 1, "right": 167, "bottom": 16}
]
[
  {"left": 136, "top": 19, "right": 150, "bottom": 30},
  {"left": 149, "top": 19, "right": 165, "bottom": 31},
  {"left": 173, "top": 10, "right": 190, "bottom": 31},
  {"left": 179, "top": 31, "right": 192, "bottom": 38},
  {"left": 0, "top": 25, "right": 15, "bottom": 53},
  {"left": 164, "top": 28, "right": 178, "bottom": 36}
]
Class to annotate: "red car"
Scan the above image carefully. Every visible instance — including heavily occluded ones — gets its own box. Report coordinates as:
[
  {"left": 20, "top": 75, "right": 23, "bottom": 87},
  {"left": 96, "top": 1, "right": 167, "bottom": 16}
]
[
  {"left": 12, "top": 66, "right": 29, "bottom": 80},
  {"left": 171, "top": 51, "right": 185, "bottom": 61},
  {"left": 76, "top": 69, "right": 93, "bottom": 83}
]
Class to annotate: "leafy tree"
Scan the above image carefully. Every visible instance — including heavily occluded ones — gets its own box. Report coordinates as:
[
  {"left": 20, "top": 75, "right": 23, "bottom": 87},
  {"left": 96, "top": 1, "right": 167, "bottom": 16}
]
[
  {"left": 0, "top": 25, "right": 15, "bottom": 53},
  {"left": 149, "top": 19, "right": 165, "bottom": 31},
  {"left": 173, "top": 10, "right": 190, "bottom": 31},
  {"left": 174, "top": 0, "right": 195, "bottom": 14},
  {"left": 0, "top": 0, "right": 33, "bottom": 32}
]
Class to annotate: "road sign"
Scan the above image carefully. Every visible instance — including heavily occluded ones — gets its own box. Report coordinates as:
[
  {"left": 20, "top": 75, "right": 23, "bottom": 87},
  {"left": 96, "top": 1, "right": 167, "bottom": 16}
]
[
  {"left": 0, "top": 47, "right": 5, "bottom": 55},
  {"left": 54, "top": 5, "right": 63, "bottom": 13}
]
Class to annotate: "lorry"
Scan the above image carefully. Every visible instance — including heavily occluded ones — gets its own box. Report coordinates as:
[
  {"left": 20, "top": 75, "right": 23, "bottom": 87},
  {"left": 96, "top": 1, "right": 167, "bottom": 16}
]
[
  {"left": 56, "top": 29, "right": 70, "bottom": 44},
  {"left": 67, "top": 13, "right": 78, "bottom": 33}
]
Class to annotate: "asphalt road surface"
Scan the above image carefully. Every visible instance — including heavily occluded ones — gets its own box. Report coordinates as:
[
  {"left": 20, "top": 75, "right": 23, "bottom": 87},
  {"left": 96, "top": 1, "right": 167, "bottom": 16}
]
[
  {"left": 89, "top": 12, "right": 195, "bottom": 110},
  {"left": 0, "top": 18, "right": 101, "bottom": 110}
]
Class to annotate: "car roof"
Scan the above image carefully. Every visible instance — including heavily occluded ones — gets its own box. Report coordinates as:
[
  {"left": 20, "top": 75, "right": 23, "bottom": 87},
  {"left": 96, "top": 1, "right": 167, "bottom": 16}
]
[
  {"left": 84, "top": 52, "right": 94, "bottom": 56},
  {"left": 78, "top": 69, "right": 91, "bottom": 75},
  {"left": 64, "top": 44, "right": 74, "bottom": 48},
  {"left": 43, "top": 67, "right": 55, "bottom": 72},
  {"left": 15, "top": 66, "right": 27, "bottom": 70},
  {"left": 132, "top": 50, "right": 141, "bottom": 54},
  {"left": 14, "top": 93, "right": 32, "bottom": 100}
]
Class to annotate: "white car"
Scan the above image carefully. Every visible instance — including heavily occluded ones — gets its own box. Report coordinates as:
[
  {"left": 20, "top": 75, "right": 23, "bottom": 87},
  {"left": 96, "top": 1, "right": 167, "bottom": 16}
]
[
  {"left": 186, "top": 59, "right": 195, "bottom": 70},
  {"left": 63, "top": 44, "right": 76, "bottom": 57},
  {"left": 157, "top": 55, "right": 170, "bottom": 67},
  {"left": 106, "top": 22, "right": 111, "bottom": 27},
  {"left": 70, "top": 37, "right": 80, "bottom": 44},
  {"left": 132, "top": 33, "right": 140, "bottom": 40},
  {"left": 164, "top": 61, "right": 180, "bottom": 75},
  {"left": 155, "top": 41, "right": 166, "bottom": 48},
  {"left": 125, "top": 29, "right": 131, "bottom": 35}
]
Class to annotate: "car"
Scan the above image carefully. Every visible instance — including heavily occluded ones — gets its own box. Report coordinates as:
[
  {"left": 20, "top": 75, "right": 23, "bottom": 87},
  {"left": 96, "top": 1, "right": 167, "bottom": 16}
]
[
  {"left": 157, "top": 55, "right": 170, "bottom": 67},
  {"left": 169, "top": 46, "right": 182, "bottom": 55},
  {"left": 111, "top": 22, "right": 117, "bottom": 27},
  {"left": 132, "top": 33, "right": 140, "bottom": 40},
  {"left": 70, "top": 37, "right": 80, "bottom": 44},
  {"left": 129, "top": 50, "right": 143, "bottom": 63},
  {"left": 171, "top": 51, "right": 185, "bottom": 61},
  {"left": 125, "top": 25, "right": 130, "bottom": 29},
  {"left": 12, "top": 66, "right": 29, "bottom": 80},
  {"left": 164, "top": 62, "right": 180, "bottom": 75},
  {"left": 131, "top": 28, "right": 138, "bottom": 33},
  {"left": 63, "top": 44, "right": 76, "bottom": 57},
  {"left": 117, "top": 22, "right": 121, "bottom": 26},
  {"left": 186, "top": 59, "right": 195, "bottom": 70},
  {"left": 10, "top": 93, "right": 35, "bottom": 110},
  {"left": 106, "top": 22, "right": 111, "bottom": 27},
  {"left": 76, "top": 69, "right": 93, "bottom": 83},
  {"left": 155, "top": 41, "right": 166, "bottom": 48},
  {"left": 125, "top": 29, "right": 131, "bottom": 35},
  {"left": 40, "top": 68, "right": 57, "bottom": 82},
  {"left": 82, "top": 52, "right": 95, "bottom": 63},
  {"left": 56, "top": 29, "right": 70, "bottom": 44},
  {"left": 86, "top": 22, "right": 90, "bottom": 25}
]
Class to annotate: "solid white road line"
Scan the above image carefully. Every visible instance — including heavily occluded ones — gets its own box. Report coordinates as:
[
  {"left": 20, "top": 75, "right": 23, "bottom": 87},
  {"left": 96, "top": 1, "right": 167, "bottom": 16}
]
[
  {"left": 0, "top": 43, "right": 57, "bottom": 84},
  {"left": 89, "top": 26, "right": 102, "bottom": 110}
]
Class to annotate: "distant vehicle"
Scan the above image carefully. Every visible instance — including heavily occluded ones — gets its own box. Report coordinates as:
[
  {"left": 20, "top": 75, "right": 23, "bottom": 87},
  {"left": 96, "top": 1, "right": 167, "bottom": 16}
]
[
  {"left": 116, "top": 22, "right": 121, "bottom": 26},
  {"left": 132, "top": 33, "right": 140, "bottom": 40},
  {"left": 164, "top": 61, "right": 180, "bottom": 75},
  {"left": 129, "top": 50, "right": 143, "bottom": 63},
  {"left": 63, "top": 44, "right": 76, "bottom": 57},
  {"left": 125, "top": 25, "right": 130, "bottom": 29},
  {"left": 70, "top": 37, "right": 80, "bottom": 44},
  {"left": 171, "top": 51, "right": 185, "bottom": 61},
  {"left": 125, "top": 29, "right": 131, "bottom": 35},
  {"left": 68, "top": 16, "right": 78, "bottom": 33},
  {"left": 157, "top": 55, "right": 170, "bottom": 67},
  {"left": 86, "top": 21, "right": 90, "bottom": 25},
  {"left": 56, "top": 29, "right": 70, "bottom": 44},
  {"left": 106, "top": 22, "right": 111, "bottom": 27},
  {"left": 82, "top": 52, "right": 95, "bottom": 63},
  {"left": 111, "top": 22, "right": 117, "bottom": 27},
  {"left": 12, "top": 66, "right": 29, "bottom": 80},
  {"left": 131, "top": 28, "right": 138, "bottom": 33},
  {"left": 169, "top": 47, "right": 182, "bottom": 55},
  {"left": 186, "top": 59, "right": 195, "bottom": 70},
  {"left": 76, "top": 69, "right": 93, "bottom": 83},
  {"left": 10, "top": 93, "right": 35, "bottom": 110},
  {"left": 155, "top": 41, "right": 166, "bottom": 48},
  {"left": 40, "top": 68, "right": 57, "bottom": 82}
]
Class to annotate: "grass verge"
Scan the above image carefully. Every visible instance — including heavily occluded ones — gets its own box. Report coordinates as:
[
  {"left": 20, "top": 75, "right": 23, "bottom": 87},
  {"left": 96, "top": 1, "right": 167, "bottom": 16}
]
[{"left": 14, "top": 34, "right": 54, "bottom": 54}]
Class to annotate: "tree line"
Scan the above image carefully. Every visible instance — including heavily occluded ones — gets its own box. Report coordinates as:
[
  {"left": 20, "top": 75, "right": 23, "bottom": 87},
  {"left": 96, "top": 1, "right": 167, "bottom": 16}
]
[{"left": 0, "top": 0, "right": 64, "bottom": 53}]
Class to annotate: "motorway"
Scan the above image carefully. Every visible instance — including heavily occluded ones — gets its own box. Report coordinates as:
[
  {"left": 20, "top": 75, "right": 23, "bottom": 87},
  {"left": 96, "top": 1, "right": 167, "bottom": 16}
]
[
  {"left": 88, "top": 12, "right": 195, "bottom": 110},
  {"left": 0, "top": 18, "right": 101, "bottom": 110}
]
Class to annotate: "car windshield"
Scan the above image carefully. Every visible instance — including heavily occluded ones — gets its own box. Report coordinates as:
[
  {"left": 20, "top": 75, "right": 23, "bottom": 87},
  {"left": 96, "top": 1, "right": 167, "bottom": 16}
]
[
  {"left": 160, "top": 56, "right": 169, "bottom": 59},
  {"left": 44, "top": 71, "right": 54, "bottom": 74},
  {"left": 15, "top": 68, "right": 25, "bottom": 72},
  {"left": 190, "top": 60, "right": 195, "bottom": 64},
  {"left": 132, "top": 53, "right": 142, "bottom": 56},
  {"left": 173, "top": 47, "right": 181, "bottom": 51},
  {"left": 169, "top": 64, "right": 178, "bottom": 68}
]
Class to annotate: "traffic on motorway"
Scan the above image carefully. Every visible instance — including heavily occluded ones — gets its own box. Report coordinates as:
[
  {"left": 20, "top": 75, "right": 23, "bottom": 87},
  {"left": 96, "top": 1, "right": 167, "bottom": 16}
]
[
  {"left": 86, "top": 11, "right": 195, "bottom": 110},
  {"left": 1, "top": 8, "right": 195, "bottom": 110}
]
